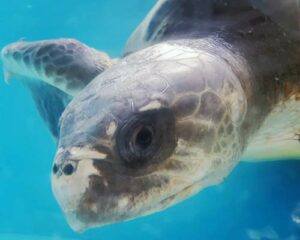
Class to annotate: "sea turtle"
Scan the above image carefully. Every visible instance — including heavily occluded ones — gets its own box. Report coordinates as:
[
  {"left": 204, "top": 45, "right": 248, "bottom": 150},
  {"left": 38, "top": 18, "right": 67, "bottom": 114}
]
[{"left": 1, "top": 0, "right": 300, "bottom": 232}]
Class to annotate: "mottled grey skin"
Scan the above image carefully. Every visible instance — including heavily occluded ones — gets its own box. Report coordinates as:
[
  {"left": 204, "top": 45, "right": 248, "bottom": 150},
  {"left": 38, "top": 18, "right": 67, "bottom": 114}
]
[
  {"left": 2, "top": 39, "right": 112, "bottom": 95},
  {"left": 1, "top": 0, "right": 299, "bottom": 233}
]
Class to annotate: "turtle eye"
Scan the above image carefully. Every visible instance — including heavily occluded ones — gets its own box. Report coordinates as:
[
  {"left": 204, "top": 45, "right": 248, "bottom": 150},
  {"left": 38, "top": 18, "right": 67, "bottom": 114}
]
[
  {"left": 116, "top": 109, "right": 177, "bottom": 168},
  {"left": 134, "top": 126, "right": 154, "bottom": 151}
]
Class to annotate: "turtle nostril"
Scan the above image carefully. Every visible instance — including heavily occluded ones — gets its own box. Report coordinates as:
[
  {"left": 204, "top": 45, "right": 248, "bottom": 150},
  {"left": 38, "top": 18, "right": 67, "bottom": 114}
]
[
  {"left": 52, "top": 164, "right": 59, "bottom": 174},
  {"left": 63, "top": 163, "right": 75, "bottom": 175}
]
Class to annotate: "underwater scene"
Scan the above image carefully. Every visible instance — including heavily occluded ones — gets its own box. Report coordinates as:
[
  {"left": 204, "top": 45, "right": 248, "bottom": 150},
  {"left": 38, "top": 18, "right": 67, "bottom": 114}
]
[{"left": 0, "top": 0, "right": 300, "bottom": 239}]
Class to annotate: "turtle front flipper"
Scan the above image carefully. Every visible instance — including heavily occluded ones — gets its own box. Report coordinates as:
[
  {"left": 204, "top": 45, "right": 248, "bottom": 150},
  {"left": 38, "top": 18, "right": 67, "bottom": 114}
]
[
  {"left": 25, "top": 81, "right": 72, "bottom": 140},
  {"left": 1, "top": 39, "right": 114, "bottom": 140},
  {"left": 1, "top": 38, "right": 113, "bottom": 96}
]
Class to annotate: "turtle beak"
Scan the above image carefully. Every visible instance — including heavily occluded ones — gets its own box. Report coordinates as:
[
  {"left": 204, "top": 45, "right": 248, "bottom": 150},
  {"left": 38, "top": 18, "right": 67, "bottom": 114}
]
[{"left": 51, "top": 147, "right": 102, "bottom": 232}]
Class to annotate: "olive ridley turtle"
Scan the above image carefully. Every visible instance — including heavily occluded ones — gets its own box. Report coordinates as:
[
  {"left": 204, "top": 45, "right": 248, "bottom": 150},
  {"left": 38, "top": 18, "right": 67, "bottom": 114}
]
[{"left": 1, "top": 0, "right": 300, "bottom": 232}]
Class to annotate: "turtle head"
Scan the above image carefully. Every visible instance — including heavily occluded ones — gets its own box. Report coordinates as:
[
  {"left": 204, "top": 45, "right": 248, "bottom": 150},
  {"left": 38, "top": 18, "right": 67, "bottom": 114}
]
[{"left": 51, "top": 42, "right": 247, "bottom": 231}]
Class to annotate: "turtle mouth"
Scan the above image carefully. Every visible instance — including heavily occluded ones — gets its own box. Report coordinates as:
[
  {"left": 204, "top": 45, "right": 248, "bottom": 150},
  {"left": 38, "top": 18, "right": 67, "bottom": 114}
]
[
  {"left": 62, "top": 179, "right": 201, "bottom": 232},
  {"left": 157, "top": 181, "right": 202, "bottom": 210}
]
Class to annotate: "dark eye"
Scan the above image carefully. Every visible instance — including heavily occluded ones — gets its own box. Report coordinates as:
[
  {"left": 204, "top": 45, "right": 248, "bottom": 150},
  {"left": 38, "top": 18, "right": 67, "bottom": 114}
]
[
  {"left": 116, "top": 108, "right": 176, "bottom": 168},
  {"left": 135, "top": 126, "right": 153, "bottom": 150},
  {"left": 63, "top": 163, "right": 75, "bottom": 175}
]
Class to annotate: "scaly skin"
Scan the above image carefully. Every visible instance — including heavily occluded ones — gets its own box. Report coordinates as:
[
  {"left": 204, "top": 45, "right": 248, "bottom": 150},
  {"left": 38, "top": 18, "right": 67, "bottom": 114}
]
[{"left": 1, "top": 39, "right": 112, "bottom": 96}]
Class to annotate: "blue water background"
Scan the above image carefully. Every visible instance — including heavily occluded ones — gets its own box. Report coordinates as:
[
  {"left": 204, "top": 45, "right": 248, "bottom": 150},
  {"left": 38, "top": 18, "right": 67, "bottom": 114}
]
[{"left": 0, "top": 0, "right": 300, "bottom": 239}]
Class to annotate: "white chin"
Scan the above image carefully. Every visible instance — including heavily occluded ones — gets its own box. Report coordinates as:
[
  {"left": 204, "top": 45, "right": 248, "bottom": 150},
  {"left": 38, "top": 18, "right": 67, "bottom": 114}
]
[{"left": 64, "top": 210, "right": 91, "bottom": 233}]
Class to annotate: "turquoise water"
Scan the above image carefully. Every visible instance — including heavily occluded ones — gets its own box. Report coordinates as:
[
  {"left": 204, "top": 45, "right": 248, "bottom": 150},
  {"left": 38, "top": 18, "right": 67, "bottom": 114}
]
[{"left": 0, "top": 0, "right": 299, "bottom": 239}]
